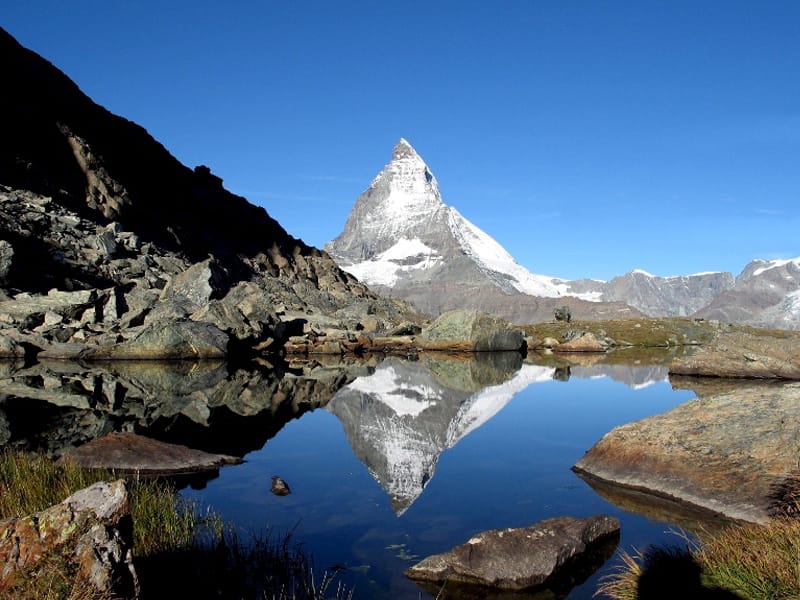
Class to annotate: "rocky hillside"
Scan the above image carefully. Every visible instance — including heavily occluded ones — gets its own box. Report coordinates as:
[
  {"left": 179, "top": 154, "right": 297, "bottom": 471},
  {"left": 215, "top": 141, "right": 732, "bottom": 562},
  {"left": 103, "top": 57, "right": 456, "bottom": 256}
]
[
  {"left": 0, "top": 27, "right": 420, "bottom": 361},
  {"left": 325, "top": 139, "right": 640, "bottom": 324}
]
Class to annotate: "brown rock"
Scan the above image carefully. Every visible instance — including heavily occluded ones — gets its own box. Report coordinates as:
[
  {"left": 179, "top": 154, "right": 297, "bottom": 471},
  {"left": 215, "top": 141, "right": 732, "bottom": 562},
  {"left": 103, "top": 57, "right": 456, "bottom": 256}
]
[
  {"left": 62, "top": 431, "right": 242, "bottom": 475},
  {"left": 0, "top": 480, "right": 137, "bottom": 598},
  {"left": 573, "top": 382, "right": 800, "bottom": 523},
  {"left": 556, "top": 332, "right": 606, "bottom": 352}
]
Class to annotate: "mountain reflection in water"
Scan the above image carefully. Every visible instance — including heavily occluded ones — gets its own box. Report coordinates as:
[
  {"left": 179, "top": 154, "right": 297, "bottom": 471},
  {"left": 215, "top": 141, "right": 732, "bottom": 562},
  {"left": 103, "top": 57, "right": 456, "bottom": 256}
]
[{"left": 2, "top": 353, "right": 711, "bottom": 598}]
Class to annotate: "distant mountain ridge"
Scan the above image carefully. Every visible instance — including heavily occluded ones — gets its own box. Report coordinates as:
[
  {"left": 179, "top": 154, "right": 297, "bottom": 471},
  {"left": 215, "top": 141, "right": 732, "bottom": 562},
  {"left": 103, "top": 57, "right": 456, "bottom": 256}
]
[{"left": 327, "top": 139, "right": 800, "bottom": 330}]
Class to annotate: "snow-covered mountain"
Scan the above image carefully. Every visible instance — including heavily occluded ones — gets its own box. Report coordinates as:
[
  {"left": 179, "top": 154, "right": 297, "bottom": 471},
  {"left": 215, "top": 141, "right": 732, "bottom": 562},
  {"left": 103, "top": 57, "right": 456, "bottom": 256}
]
[
  {"left": 693, "top": 258, "right": 800, "bottom": 329},
  {"left": 325, "top": 139, "right": 639, "bottom": 324},
  {"left": 326, "top": 355, "right": 555, "bottom": 514},
  {"left": 325, "top": 139, "right": 800, "bottom": 329}
]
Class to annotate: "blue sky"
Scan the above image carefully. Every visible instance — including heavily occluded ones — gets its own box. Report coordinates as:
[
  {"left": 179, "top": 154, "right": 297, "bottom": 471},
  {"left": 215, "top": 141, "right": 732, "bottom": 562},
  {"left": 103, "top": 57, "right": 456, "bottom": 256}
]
[{"left": 4, "top": 1, "right": 799, "bottom": 280}]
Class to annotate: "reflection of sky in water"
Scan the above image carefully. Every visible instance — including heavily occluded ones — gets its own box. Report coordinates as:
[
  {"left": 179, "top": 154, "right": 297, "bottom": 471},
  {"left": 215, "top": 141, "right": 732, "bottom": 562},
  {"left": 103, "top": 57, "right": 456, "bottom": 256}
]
[{"left": 182, "top": 366, "right": 696, "bottom": 600}]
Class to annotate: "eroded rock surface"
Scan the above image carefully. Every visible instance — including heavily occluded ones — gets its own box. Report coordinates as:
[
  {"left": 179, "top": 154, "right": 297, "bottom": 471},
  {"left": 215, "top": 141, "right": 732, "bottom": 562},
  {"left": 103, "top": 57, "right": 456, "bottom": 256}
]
[
  {"left": 405, "top": 515, "right": 619, "bottom": 591},
  {"left": 574, "top": 382, "right": 800, "bottom": 523},
  {"left": 0, "top": 480, "right": 137, "bottom": 598}
]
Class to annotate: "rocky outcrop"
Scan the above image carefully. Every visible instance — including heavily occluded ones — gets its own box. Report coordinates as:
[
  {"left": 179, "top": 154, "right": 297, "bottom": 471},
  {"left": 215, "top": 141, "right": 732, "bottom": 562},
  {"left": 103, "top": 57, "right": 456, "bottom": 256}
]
[
  {"left": 0, "top": 480, "right": 137, "bottom": 598},
  {"left": 669, "top": 327, "right": 800, "bottom": 379},
  {"left": 404, "top": 516, "right": 619, "bottom": 592},
  {"left": 573, "top": 382, "right": 800, "bottom": 523},
  {"left": 0, "top": 29, "right": 419, "bottom": 363}
]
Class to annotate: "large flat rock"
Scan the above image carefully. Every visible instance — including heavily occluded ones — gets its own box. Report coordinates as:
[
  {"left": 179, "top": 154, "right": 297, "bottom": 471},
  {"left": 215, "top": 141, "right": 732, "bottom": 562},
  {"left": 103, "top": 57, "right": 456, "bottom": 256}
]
[
  {"left": 574, "top": 382, "right": 800, "bottom": 523},
  {"left": 405, "top": 516, "right": 619, "bottom": 593},
  {"left": 62, "top": 432, "right": 242, "bottom": 475}
]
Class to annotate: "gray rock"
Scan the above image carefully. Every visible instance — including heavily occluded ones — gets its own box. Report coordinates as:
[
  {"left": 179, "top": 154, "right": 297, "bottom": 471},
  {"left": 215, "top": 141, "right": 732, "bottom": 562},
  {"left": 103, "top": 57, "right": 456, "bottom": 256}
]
[
  {"left": 404, "top": 516, "right": 620, "bottom": 590},
  {"left": 81, "top": 319, "right": 229, "bottom": 360},
  {"left": 0, "top": 480, "right": 137, "bottom": 598},
  {"left": 0, "top": 240, "right": 13, "bottom": 284},
  {"left": 160, "top": 258, "right": 228, "bottom": 310},
  {"left": 418, "top": 309, "right": 525, "bottom": 352}
]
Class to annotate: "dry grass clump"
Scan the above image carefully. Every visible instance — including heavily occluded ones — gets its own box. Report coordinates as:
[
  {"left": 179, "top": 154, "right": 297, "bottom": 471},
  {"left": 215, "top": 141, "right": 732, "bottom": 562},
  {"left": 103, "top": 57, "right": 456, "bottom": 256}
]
[
  {"left": 596, "top": 515, "right": 800, "bottom": 600},
  {"left": 0, "top": 450, "right": 352, "bottom": 600}
]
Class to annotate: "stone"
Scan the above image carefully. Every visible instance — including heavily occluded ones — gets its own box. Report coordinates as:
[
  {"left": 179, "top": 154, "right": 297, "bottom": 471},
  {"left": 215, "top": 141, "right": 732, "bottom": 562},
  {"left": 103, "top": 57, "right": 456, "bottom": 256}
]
[
  {"left": 554, "top": 305, "right": 572, "bottom": 322},
  {"left": 418, "top": 309, "right": 525, "bottom": 352},
  {"left": 81, "top": 319, "right": 229, "bottom": 360},
  {"left": 573, "top": 382, "right": 800, "bottom": 523},
  {"left": 0, "top": 240, "right": 13, "bottom": 284},
  {"left": 0, "top": 332, "right": 24, "bottom": 359},
  {"left": 160, "top": 258, "right": 228, "bottom": 310},
  {"left": 0, "top": 480, "right": 138, "bottom": 598},
  {"left": 556, "top": 331, "right": 607, "bottom": 353},
  {"left": 62, "top": 432, "right": 242, "bottom": 474},
  {"left": 404, "top": 515, "right": 619, "bottom": 591}
]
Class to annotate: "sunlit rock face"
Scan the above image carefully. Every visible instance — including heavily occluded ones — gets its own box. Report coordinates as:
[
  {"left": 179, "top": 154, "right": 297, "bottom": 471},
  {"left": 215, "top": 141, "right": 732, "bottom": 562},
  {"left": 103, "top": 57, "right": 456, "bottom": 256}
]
[
  {"left": 325, "top": 139, "right": 639, "bottom": 324},
  {"left": 327, "top": 355, "right": 556, "bottom": 514}
]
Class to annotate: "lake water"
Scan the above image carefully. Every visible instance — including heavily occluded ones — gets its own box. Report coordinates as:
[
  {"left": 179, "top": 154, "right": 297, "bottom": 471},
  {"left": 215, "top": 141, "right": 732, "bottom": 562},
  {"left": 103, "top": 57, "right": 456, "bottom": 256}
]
[{"left": 177, "top": 354, "right": 702, "bottom": 599}]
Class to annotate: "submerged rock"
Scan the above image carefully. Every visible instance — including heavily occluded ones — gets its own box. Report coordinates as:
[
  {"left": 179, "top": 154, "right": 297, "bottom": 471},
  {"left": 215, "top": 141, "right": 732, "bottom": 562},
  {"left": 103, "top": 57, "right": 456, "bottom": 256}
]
[{"left": 404, "top": 515, "right": 619, "bottom": 592}]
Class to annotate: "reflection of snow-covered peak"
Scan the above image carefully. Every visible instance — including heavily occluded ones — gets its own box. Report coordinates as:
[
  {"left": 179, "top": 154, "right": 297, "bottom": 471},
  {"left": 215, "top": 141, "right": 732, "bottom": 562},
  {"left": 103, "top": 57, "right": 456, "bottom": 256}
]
[
  {"left": 328, "top": 359, "right": 553, "bottom": 515},
  {"left": 347, "top": 364, "right": 443, "bottom": 417},
  {"left": 568, "top": 365, "right": 670, "bottom": 389},
  {"left": 445, "top": 364, "right": 555, "bottom": 446}
]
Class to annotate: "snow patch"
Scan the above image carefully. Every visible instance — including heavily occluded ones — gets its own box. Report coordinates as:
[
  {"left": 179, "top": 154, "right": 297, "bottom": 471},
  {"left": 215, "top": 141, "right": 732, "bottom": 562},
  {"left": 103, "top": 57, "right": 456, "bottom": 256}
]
[
  {"left": 752, "top": 257, "right": 800, "bottom": 277},
  {"left": 343, "top": 238, "right": 442, "bottom": 287}
]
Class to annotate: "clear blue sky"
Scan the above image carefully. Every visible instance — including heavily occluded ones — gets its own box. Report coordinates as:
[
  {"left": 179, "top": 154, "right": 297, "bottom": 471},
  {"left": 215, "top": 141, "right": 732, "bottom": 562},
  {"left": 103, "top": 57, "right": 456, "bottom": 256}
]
[{"left": 4, "top": 1, "right": 799, "bottom": 280}]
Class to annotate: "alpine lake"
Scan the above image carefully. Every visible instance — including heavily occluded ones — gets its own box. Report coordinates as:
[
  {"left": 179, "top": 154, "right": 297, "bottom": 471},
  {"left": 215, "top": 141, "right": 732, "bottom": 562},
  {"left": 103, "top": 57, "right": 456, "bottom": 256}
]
[{"left": 1, "top": 349, "right": 738, "bottom": 598}]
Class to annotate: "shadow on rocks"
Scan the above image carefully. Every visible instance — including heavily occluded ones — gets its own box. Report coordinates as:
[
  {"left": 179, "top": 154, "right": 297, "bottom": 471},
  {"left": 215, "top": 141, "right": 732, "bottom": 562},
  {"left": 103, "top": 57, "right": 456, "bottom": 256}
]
[{"left": 635, "top": 546, "right": 743, "bottom": 600}]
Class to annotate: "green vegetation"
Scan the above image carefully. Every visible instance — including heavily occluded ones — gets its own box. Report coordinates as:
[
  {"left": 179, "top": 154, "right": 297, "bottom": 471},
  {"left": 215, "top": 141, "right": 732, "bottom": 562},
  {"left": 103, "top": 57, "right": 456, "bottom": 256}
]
[
  {"left": 0, "top": 450, "right": 351, "bottom": 600},
  {"left": 596, "top": 517, "right": 800, "bottom": 599},
  {"left": 523, "top": 316, "right": 794, "bottom": 349}
]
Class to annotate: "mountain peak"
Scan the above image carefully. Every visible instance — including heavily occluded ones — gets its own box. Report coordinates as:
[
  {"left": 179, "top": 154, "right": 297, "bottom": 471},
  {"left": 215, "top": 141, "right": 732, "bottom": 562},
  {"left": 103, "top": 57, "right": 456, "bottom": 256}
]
[{"left": 392, "top": 138, "right": 417, "bottom": 160}]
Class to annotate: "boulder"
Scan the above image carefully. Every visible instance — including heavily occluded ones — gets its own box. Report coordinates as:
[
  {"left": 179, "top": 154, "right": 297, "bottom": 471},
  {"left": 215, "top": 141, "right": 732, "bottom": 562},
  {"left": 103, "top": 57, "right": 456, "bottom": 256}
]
[
  {"left": 417, "top": 310, "right": 525, "bottom": 352},
  {"left": 62, "top": 432, "right": 242, "bottom": 474},
  {"left": 81, "top": 319, "right": 229, "bottom": 360},
  {"left": 160, "top": 258, "right": 228, "bottom": 310},
  {"left": 573, "top": 382, "right": 800, "bottom": 523},
  {"left": 0, "top": 480, "right": 138, "bottom": 598},
  {"left": 405, "top": 516, "right": 619, "bottom": 591},
  {"left": 0, "top": 332, "right": 24, "bottom": 359},
  {"left": 556, "top": 332, "right": 607, "bottom": 352}
]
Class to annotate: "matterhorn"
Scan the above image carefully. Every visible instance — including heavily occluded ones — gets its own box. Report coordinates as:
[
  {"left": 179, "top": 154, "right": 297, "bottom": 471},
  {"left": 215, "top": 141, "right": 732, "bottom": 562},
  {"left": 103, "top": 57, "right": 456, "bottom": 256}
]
[{"left": 325, "top": 139, "right": 636, "bottom": 323}]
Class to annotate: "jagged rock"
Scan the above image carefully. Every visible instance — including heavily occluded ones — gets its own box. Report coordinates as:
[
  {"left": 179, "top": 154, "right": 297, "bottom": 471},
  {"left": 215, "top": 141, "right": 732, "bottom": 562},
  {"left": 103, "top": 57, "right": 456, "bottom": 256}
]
[
  {"left": 669, "top": 328, "right": 800, "bottom": 379},
  {"left": 160, "top": 258, "right": 228, "bottom": 310},
  {"left": 62, "top": 432, "right": 242, "bottom": 474},
  {"left": 418, "top": 309, "right": 525, "bottom": 352},
  {"left": 404, "top": 516, "right": 619, "bottom": 591},
  {"left": 573, "top": 382, "right": 800, "bottom": 523},
  {"left": 0, "top": 240, "right": 12, "bottom": 285},
  {"left": 0, "top": 333, "right": 24, "bottom": 359},
  {"left": 81, "top": 319, "right": 229, "bottom": 360},
  {"left": 0, "top": 480, "right": 137, "bottom": 598}
]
